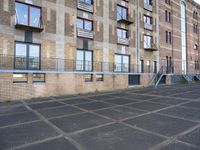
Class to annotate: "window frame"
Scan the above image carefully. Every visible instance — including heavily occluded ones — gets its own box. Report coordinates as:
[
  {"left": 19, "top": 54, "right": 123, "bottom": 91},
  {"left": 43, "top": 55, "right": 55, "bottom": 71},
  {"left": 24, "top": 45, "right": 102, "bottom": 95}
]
[
  {"left": 144, "top": 35, "right": 153, "bottom": 48},
  {"left": 13, "top": 73, "right": 28, "bottom": 83},
  {"left": 114, "top": 53, "right": 130, "bottom": 73},
  {"left": 15, "top": 1, "right": 42, "bottom": 28},
  {"left": 14, "top": 41, "right": 41, "bottom": 70},
  {"left": 117, "top": 5, "right": 128, "bottom": 20},
  {"left": 76, "top": 49, "right": 93, "bottom": 72},
  {"left": 77, "top": 18, "right": 93, "bottom": 31},
  {"left": 32, "top": 73, "right": 45, "bottom": 83},
  {"left": 117, "top": 27, "right": 129, "bottom": 39}
]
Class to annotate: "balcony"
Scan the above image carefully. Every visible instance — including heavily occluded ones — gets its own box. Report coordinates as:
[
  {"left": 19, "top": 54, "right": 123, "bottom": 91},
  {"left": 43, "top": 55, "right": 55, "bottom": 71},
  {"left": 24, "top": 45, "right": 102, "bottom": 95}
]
[
  {"left": 144, "top": 43, "right": 158, "bottom": 51},
  {"left": 15, "top": 2, "right": 43, "bottom": 32},
  {"left": 144, "top": 3, "right": 153, "bottom": 12},
  {"left": 77, "top": 0, "right": 93, "bottom": 13},
  {"left": 117, "top": 18, "right": 133, "bottom": 25},
  {"left": 144, "top": 23, "right": 153, "bottom": 31},
  {"left": 77, "top": 28, "right": 93, "bottom": 39},
  {"left": 117, "top": 37, "right": 129, "bottom": 45}
]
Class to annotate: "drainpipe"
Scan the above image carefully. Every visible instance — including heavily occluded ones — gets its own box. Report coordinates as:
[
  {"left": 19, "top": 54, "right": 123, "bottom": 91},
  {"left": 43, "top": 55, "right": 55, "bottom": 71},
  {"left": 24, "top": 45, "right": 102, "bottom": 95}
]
[{"left": 136, "top": 0, "right": 140, "bottom": 72}]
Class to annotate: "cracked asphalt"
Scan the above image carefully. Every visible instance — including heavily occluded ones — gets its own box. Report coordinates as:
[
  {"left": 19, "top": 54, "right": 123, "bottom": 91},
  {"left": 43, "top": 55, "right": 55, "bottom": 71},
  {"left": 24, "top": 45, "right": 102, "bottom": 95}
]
[{"left": 0, "top": 83, "right": 200, "bottom": 150}]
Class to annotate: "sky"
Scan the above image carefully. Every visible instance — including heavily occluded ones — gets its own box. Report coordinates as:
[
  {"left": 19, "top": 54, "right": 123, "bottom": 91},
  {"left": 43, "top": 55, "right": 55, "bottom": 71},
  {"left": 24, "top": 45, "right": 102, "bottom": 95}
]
[{"left": 194, "top": 0, "right": 200, "bottom": 4}]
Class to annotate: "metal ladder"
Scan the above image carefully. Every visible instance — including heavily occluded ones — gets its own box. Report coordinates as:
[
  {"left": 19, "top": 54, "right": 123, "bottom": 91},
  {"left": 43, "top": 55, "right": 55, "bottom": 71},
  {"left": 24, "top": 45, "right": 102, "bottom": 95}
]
[
  {"left": 149, "top": 67, "right": 164, "bottom": 87},
  {"left": 195, "top": 74, "right": 200, "bottom": 81},
  {"left": 182, "top": 74, "right": 195, "bottom": 82}
]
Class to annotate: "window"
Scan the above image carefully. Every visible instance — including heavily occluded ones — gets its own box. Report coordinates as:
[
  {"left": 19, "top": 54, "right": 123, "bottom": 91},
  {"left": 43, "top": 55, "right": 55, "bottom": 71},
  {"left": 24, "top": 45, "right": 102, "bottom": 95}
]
[
  {"left": 117, "top": 28, "right": 128, "bottom": 39},
  {"left": 165, "top": 31, "right": 172, "bottom": 44},
  {"left": 13, "top": 73, "right": 28, "bottom": 83},
  {"left": 144, "top": 0, "right": 152, "bottom": 5},
  {"left": 165, "top": 10, "right": 171, "bottom": 23},
  {"left": 79, "top": 0, "right": 93, "bottom": 5},
  {"left": 144, "top": 35, "right": 152, "bottom": 48},
  {"left": 114, "top": 54, "right": 130, "bottom": 72},
  {"left": 77, "top": 18, "right": 93, "bottom": 31},
  {"left": 15, "top": 42, "right": 40, "bottom": 70},
  {"left": 76, "top": 49, "right": 93, "bottom": 71},
  {"left": 144, "top": 15, "right": 152, "bottom": 25},
  {"left": 33, "top": 73, "right": 45, "bottom": 83},
  {"left": 84, "top": 74, "right": 93, "bottom": 82},
  {"left": 96, "top": 74, "right": 104, "bottom": 81},
  {"left": 15, "top": 2, "right": 41, "bottom": 28},
  {"left": 117, "top": 5, "right": 128, "bottom": 20},
  {"left": 194, "top": 44, "right": 198, "bottom": 50},
  {"left": 193, "top": 24, "right": 198, "bottom": 33},
  {"left": 165, "top": 0, "right": 171, "bottom": 5},
  {"left": 193, "top": 11, "right": 198, "bottom": 20}
]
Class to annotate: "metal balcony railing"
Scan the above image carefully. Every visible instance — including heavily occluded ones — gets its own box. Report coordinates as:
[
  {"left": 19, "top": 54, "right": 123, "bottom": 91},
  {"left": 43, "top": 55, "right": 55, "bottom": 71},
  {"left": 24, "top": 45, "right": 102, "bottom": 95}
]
[
  {"left": 144, "top": 23, "right": 153, "bottom": 30},
  {"left": 0, "top": 54, "right": 160, "bottom": 74},
  {"left": 144, "top": 3, "right": 153, "bottom": 12},
  {"left": 117, "top": 37, "right": 129, "bottom": 45},
  {"left": 77, "top": 0, "right": 93, "bottom": 13},
  {"left": 77, "top": 28, "right": 93, "bottom": 39}
]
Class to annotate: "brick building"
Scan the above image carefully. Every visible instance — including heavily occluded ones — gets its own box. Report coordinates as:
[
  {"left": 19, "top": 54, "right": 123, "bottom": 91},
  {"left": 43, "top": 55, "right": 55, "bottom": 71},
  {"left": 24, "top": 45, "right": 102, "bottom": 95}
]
[{"left": 0, "top": 0, "right": 199, "bottom": 101}]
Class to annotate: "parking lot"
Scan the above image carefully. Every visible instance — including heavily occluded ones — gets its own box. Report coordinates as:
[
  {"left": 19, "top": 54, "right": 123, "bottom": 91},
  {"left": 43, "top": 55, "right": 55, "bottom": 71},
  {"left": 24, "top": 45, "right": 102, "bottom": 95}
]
[{"left": 0, "top": 83, "right": 200, "bottom": 150}]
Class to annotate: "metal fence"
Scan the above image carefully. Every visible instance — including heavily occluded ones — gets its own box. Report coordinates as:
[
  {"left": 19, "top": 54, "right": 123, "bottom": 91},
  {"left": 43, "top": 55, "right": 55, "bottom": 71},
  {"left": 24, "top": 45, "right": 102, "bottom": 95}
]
[
  {"left": 0, "top": 54, "right": 158, "bottom": 74},
  {"left": 160, "top": 59, "right": 200, "bottom": 74}
]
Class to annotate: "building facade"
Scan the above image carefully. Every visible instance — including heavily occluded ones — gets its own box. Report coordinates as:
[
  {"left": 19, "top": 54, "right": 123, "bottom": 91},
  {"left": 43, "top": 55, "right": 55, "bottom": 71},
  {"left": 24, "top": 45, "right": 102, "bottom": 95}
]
[{"left": 0, "top": 0, "right": 199, "bottom": 101}]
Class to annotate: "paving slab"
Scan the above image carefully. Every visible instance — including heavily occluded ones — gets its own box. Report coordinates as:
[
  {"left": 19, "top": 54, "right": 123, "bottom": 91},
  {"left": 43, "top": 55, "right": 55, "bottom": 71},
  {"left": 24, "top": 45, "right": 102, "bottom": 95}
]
[
  {"left": 17, "top": 138, "right": 78, "bottom": 150},
  {"left": 181, "top": 101, "right": 200, "bottom": 109},
  {"left": 0, "top": 121, "right": 59, "bottom": 150},
  {"left": 88, "top": 95, "right": 115, "bottom": 101},
  {"left": 179, "top": 127, "right": 200, "bottom": 147},
  {"left": 0, "top": 105, "right": 29, "bottom": 116},
  {"left": 150, "top": 97, "right": 188, "bottom": 105},
  {"left": 71, "top": 123, "right": 165, "bottom": 150},
  {"left": 28, "top": 101, "right": 64, "bottom": 110},
  {"left": 49, "top": 112, "right": 112, "bottom": 133},
  {"left": 126, "top": 95, "right": 157, "bottom": 100},
  {"left": 94, "top": 106, "right": 146, "bottom": 120},
  {"left": 102, "top": 97, "right": 138, "bottom": 105},
  {"left": 158, "top": 106, "right": 200, "bottom": 122},
  {"left": 0, "top": 101, "right": 23, "bottom": 108},
  {"left": 76, "top": 101, "right": 114, "bottom": 111},
  {"left": 159, "top": 142, "right": 200, "bottom": 150},
  {"left": 0, "top": 111, "right": 39, "bottom": 127},
  {"left": 125, "top": 101, "right": 169, "bottom": 111},
  {"left": 61, "top": 98, "right": 94, "bottom": 105},
  {"left": 124, "top": 113, "right": 197, "bottom": 137},
  {"left": 38, "top": 105, "right": 84, "bottom": 118}
]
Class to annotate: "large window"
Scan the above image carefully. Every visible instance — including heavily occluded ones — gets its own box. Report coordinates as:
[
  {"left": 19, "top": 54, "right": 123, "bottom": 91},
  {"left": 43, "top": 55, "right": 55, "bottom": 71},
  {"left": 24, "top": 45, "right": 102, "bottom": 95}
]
[
  {"left": 77, "top": 18, "right": 93, "bottom": 31},
  {"left": 144, "top": 35, "right": 152, "bottom": 48},
  {"left": 15, "top": 2, "right": 41, "bottom": 28},
  {"left": 76, "top": 49, "right": 93, "bottom": 71},
  {"left": 144, "top": 0, "right": 152, "bottom": 5},
  {"left": 15, "top": 42, "right": 40, "bottom": 70},
  {"left": 114, "top": 54, "right": 130, "bottom": 72},
  {"left": 117, "top": 5, "right": 128, "bottom": 20},
  {"left": 117, "top": 28, "right": 128, "bottom": 39},
  {"left": 144, "top": 15, "right": 152, "bottom": 25}
]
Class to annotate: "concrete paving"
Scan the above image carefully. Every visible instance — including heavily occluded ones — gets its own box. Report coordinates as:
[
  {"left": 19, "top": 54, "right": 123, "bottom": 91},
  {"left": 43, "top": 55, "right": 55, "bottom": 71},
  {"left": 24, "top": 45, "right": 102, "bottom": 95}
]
[{"left": 0, "top": 83, "right": 200, "bottom": 150}]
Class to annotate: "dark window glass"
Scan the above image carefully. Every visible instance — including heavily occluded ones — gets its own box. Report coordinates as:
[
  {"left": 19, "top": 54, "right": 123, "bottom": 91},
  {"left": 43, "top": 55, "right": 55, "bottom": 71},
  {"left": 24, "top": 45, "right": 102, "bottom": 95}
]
[
  {"left": 84, "top": 74, "right": 93, "bottom": 82},
  {"left": 96, "top": 74, "right": 104, "bottom": 81},
  {"left": 33, "top": 73, "right": 45, "bottom": 82}
]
